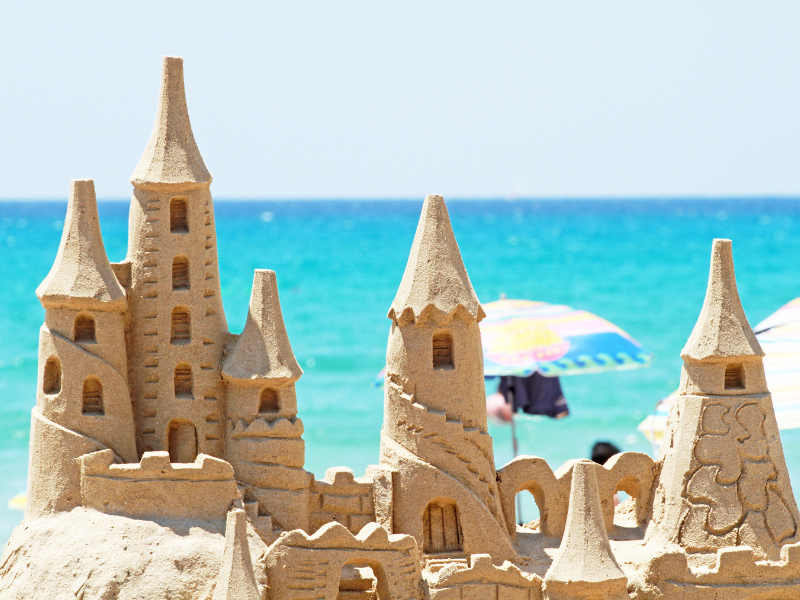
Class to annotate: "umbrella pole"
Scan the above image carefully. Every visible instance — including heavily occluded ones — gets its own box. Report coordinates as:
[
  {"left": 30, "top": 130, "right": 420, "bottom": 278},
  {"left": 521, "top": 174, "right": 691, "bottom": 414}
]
[
  {"left": 511, "top": 412, "right": 519, "bottom": 458},
  {"left": 511, "top": 413, "right": 522, "bottom": 525}
]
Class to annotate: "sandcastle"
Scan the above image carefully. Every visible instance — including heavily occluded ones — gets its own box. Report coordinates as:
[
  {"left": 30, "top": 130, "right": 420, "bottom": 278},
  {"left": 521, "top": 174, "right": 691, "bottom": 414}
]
[{"left": 1, "top": 56, "right": 799, "bottom": 599}]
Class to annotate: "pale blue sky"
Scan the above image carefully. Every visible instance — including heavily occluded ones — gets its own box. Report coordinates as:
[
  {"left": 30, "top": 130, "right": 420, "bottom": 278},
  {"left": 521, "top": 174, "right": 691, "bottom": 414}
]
[{"left": 1, "top": 2, "right": 799, "bottom": 199}]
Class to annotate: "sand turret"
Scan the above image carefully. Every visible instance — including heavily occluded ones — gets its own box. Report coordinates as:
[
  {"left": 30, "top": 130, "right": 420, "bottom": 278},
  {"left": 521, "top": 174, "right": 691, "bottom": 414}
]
[
  {"left": 223, "top": 270, "right": 309, "bottom": 531},
  {"left": 680, "top": 238, "right": 766, "bottom": 396},
  {"left": 222, "top": 270, "right": 303, "bottom": 383},
  {"left": 28, "top": 179, "right": 136, "bottom": 518},
  {"left": 37, "top": 179, "right": 125, "bottom": 312},
  {"left": 379, "top": 194, "right": 515, "bottom": 560},
  {"left": 124, "top": 56, "right": 228, "bottom": 461},
  {"left": 646, "top": 239, "right": 800, "bottom": 560}
]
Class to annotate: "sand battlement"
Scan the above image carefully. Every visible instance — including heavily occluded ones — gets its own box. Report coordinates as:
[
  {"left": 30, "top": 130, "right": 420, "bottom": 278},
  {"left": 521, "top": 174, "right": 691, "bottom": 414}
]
[{"left": 80, "top": 449, "right": 237, "bottom": 519}]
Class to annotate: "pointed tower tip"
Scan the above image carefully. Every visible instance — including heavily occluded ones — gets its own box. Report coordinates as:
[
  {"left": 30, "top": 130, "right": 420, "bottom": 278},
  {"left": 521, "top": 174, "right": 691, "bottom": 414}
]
[
  {"left": 36, "top": 179, "right": 126, "bottom": 310},
  {"left": 681, "top": 238, "right": 763, "bottom": 361},
  {"left": 131, "top": 55, "right": 211, "bottom": 189},
  {"left": 389, "top": 194, "right": 484, "bottom": 322},
  {"left": 222, "top": 270, "right": 303, "bottom": 382}
]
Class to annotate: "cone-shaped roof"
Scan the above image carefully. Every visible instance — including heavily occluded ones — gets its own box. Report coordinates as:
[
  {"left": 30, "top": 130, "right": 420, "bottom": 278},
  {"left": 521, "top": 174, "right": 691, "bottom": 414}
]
[
  {"left": 682, "top": 239, "right": 763, "bottom": 361},
  {"left": 544, "top": 461, "right": 627, "bottom": 596},
  {"left": 212, "top": 509, "right": 260, "bottom": 600},
  {"left": 37, "top": 180, "right": 126, "bottom": 311},
  {"left": 130, "top": 56, "right": 211, "bottom": 189},
  {"left": 388, "top": 194, "right": 484, "bottom": 322},
  {"left": 222, "top": 270, "right": 303, "bottom": 382}
]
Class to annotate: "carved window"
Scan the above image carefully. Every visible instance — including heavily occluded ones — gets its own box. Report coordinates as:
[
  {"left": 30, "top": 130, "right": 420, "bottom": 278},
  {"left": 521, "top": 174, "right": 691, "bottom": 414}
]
[
  {"left": 259, "top": 387, "right": 279, "bottom": 413},
  {"left": 167, "top": 419, "right": 197, "bottom": 463},
  {"left": 423, "top": 498, "right": 462, "bottom": 553},
  {"left": 42, "top": 356, "right": 61, "bottom": 395},
  {"left": 74, "top": 314, "right": 96, "bottom": 343},
  {"left": 170, "top": 197, "right": 189, "bottom": 233},
  {"left": 432, "top": 331, "right": 454, "bottom": 370},
  {"left": 172, "top": 256, "right": 189, "bottom": 290},
  {"left": 82, "top": 377, "right": 103, "bottom": 415},
  {"left": 171, "top": 307, "right": 190, "bottom": 344},
  {"left": 174, "top": 363, "right": 193, "bottom": 399},
  {"left": 725, "top": 363, "right": 744, "bottom": 390}
]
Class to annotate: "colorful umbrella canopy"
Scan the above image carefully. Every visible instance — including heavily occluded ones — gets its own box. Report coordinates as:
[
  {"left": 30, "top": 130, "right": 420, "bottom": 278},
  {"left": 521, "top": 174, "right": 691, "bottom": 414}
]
[
  {"left": 638, "top": 297, "right": 800, "bottom": 449},
  {"left": 480, "top": 299, "right": 653, "bottom": 377}
]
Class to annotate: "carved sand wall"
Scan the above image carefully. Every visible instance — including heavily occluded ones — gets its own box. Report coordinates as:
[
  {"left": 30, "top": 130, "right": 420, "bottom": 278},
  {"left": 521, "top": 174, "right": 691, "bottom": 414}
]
[
  {"left": 309, "top": 467, "right": 376, "bottom": 534},
  {"left": 266, "top": 522, "right": 423, "bottom": 600},
  {"left": 80, "top": 449, "right": 237, "bottom": 520},
  {"left": 497, "top": 452, "right": 655, "bottom": 538},
  {"left": 426, "top": 554, "right": 543, "bottom": 600}
]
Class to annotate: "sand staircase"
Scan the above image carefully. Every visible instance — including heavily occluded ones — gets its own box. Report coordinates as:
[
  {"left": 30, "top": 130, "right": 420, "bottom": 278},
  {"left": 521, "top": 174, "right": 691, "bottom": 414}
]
[{"left": 387, "top": 377, "right": 503, "bottom": 523}]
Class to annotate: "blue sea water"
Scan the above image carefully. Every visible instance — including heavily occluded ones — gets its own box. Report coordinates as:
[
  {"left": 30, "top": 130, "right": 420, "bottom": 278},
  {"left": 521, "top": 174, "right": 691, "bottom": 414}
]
[{"left": 1, "top": 197, "right": 800, "bottom": 541}]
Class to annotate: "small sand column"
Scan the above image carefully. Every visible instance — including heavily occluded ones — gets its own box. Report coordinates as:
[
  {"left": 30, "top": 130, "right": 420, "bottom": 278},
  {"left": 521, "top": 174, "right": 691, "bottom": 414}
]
[{"left": 544, "top": 460, "right": 628, "bottom": 600}]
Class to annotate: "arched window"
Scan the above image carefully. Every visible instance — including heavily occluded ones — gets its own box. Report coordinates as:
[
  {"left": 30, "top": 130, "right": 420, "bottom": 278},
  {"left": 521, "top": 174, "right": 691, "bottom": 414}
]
[
  {"left": 74, "top": 314, "right": 96, "bottom": 343},
  {"left": 259, "top": 387, "right": 279, "bottom": 413},
  {"left": 170, "top": 197, "right": 188, "bottom": 233},
  {"left": 167, "top": 419, "right": 197, "bottom": 463},
  {"left": 82, "top": 377, "right": 103, "bottom": 415},
  {"left": 171, "top": 307, "right": 190, "bottom": 344},
  {"left": 423, "top": 498, "right": 462, "bottom": 553},
  {"left": 42, "top": 356, "right": 61, "bottom": 395},
  {"left": 432, "top": 331, "right": 454, "bottom": 370},
  {"left": 172, "top": 256, "right": 190, "bottom": 290},
  {"left": 725, "top": 363, "right": 744, "bottom": 390},
  {"left": 174, "top": 363, "right": 193, "bottom": 399}
]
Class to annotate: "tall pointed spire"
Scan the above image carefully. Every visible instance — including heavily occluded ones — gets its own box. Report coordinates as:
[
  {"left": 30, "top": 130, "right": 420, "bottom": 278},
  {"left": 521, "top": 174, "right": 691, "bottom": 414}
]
[
  {"left": 389, "top": 194, "right": 484, "bottom": 323},
  {"left": 222, "top": 270, "right": 302, "bottom": 382},
  {"left": 37, "top": 179, "right": 125, "bottom": 310},
  {"left": 682, "top": 239, "right": 763, "bottom": 361},
  {"left": 130, "top": 56, "right": 211, "bottom": 189}
]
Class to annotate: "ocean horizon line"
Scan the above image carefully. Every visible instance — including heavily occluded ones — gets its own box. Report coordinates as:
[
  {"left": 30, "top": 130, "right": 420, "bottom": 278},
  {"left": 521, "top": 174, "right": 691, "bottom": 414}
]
[{"left": 1, "top": 194, "right": 800, "bottom": 203}]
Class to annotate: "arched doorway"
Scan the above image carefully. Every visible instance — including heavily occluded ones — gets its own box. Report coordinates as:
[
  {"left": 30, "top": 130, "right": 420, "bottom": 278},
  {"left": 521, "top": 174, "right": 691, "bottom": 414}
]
[
  {"left": 423, "top": 498, "right": 462, "bottom": 554},
  {"left": 167, "top": 419, "right": 197, "bottom": 463},
  {"left": 337, "top": 558, "right": 387, "bottom": 600}
]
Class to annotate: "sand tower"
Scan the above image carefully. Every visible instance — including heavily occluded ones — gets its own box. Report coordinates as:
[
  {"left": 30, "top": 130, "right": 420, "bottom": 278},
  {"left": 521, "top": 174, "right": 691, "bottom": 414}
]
[
  {"left": 379, "top": 194, "right": 515, "bottom": 560},
  {"left": 29, "top": 179, "right": 137, "bottom": 517},
  {"left": 646, "top": 239, "right": 800, "bottom": 560},
  {"left": 222, "top": 270, "right": 308, "bottom": 531},
  {"left": 124, "top": 56, "right": 228, "bottom": 460}
]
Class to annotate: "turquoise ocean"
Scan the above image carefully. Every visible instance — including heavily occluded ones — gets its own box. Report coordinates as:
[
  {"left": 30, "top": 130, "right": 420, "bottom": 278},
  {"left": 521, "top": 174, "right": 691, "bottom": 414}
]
[{"left": 1, "top": 198, "right": 799, "bottom": 542}]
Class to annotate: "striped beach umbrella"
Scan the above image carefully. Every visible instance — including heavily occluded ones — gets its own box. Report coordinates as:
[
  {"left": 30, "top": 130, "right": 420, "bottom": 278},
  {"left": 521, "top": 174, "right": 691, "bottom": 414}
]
[{"left": 480, "top": 299, "right": 653, "bottom": 377}]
